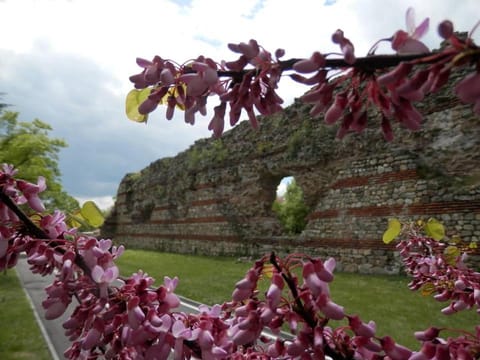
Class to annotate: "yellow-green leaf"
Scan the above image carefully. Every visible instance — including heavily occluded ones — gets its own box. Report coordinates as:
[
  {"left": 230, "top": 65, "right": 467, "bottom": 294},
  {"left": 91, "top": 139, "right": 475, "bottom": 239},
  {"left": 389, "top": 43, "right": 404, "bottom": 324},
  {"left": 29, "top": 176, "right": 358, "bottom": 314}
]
[
  {"left": 262, "top": 264, "right": 274, "bottom": 279},
  {"left": 163, "top": 85, "right": 187, "bottom": 110},
  {"left": 469, "top": 241, "right": 478, "bottom": 249},
  {"left": 424, "top": 218, "right": 445, "bottom": 241},
  {"left": 420, "top": 282, "right": 435, "bottom": 296},
  {"left": 67, "top": 210, "right": 85, "bottom": 228},
  {"left": 80, "top": 201, "right": 105, "bottom": 228},
  {"left": 444, "top": 245, "right": 460, "bottom": 265},
  {"left": 382, "top": 218, "right": 401, "bottom": 244},
  {"left": 126, "top": 88, "right": 151, "bottom": 122},
  {"left": 450, "top": 235, "right": 461, "bottom": 244}
]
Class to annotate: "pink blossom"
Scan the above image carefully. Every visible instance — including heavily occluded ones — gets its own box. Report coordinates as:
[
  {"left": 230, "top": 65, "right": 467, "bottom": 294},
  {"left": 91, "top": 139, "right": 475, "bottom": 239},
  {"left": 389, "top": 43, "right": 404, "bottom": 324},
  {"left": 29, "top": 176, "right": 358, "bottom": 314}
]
[
  {"left": 381, "top": 336, "right": 413, "bottom": 359},
  {"left": 314, "top": 257, "right": 336, "bottom": 282},
  {"left": 81, "top": 319, "right": 104, "bottom": 350},
  {"left": 414, "top": 326, "right": 440, "bottom": 341},
  {"left": 332, "top": 29, "right": 356, "bottom": 64},
  {"left": 198, "top": 303, "right": 222, "bottom": 317},
  {"left": 43, "top": 297, "right": 69, "bottom": 320},
  {"left": 16, "top": 177, "right": 46, "bottom": 212},
  {"left": 324, "top": 92, "right": 348, "bottom": 125},
  {"left": 208, "top": 102, "right": 226, "bottom": 138},
  {"left": 128, "top": 296, "right": 146, "bottom": 329},
  {"left": 455, "top": 72, "right": 480, "bottom": 114},
  {"left": 303, "top": 261, "right": 328, "bottom": 297},
  {"left": 160, "top": 276, "right": 180, "bottom": 309},
  {"left": 316, "top": 293, "right": 345, "bottom": 320},
  {"left": 348, "top": 316, "right": 376, "bottom": 338},
  {"left": 232, "top": 267, "right": 260, "bottom": 301},
  {"left": 40, "top": 210, "right": 67, "bottom": 239},
  {"left": 409, "top": 341, "right": 437, "bottom": 360},
  {"left": 266, "top": 272, "right": 284, "bottom": 309},
  {"left": 438, "top": 20, "right": 454, "bottom": 40},
  {"left": 172, "top": 319, "right": 200, "bottom": 359},
  {"left": 293, "top": 52, "right": 325, "bottom": 73},
  {"left": 91, "top": 264, "right": 119, "bottom": 284},
  {"left": 42, "top": 280, "right": 72, "bottom": 320},
  {"left": 392, "top": 7, "right": 429, "bottom": 54}
]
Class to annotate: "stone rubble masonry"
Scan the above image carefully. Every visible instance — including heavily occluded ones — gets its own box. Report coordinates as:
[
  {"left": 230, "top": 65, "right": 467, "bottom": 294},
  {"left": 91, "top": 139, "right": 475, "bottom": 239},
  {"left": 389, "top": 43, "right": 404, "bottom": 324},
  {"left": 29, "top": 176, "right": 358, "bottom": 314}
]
[{"left": 102, "top": 73, "right": 480, "bottom": 275}]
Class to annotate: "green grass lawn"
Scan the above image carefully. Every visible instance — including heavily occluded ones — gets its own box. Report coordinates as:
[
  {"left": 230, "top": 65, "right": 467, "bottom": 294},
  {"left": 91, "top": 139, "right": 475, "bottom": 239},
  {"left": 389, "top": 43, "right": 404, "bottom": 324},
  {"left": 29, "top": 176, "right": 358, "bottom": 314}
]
[
  {"left": 116, "top": 249, "right": 478, "bottom": 350},
  {"left": 0, "top": 270, "right": 51, "bottom": 360},
  {"left": 116, "top": 250, "right": 253, "bottom": 305}
]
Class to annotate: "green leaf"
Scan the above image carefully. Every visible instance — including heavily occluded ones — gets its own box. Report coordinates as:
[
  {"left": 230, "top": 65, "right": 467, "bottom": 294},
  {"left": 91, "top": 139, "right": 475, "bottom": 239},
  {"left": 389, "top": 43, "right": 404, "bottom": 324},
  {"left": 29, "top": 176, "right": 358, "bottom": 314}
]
[
  {"left": 67, "top": 210, "right": 86, "bottom": 228},
  {"left": 262, "top": 264, "right": 274, "bottom": 279},
  {"left": 424, "top": 218, "right": 445, "bottom": 241},
  {"left": 125, "top": 88, "right": 150, "bottom": 122},
  {"left": 382, "top": 218, "right": 401, "bottom": 244},
  {"left": 444, "top": 245, "right": 460, "bottom": 265},
  {"left": 80, "top": 201, "right": 104, "bottom": 228},
  {"left": 420, "top": 282, "right": 435, "bottom": 296}
]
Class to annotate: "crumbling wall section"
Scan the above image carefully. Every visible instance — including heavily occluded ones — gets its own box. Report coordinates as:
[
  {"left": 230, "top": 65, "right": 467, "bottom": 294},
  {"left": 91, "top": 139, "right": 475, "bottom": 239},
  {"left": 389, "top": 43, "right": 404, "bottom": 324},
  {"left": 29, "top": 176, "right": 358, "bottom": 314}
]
[{"left": 102, "top": 89, "right": 480, "bottom": 274}]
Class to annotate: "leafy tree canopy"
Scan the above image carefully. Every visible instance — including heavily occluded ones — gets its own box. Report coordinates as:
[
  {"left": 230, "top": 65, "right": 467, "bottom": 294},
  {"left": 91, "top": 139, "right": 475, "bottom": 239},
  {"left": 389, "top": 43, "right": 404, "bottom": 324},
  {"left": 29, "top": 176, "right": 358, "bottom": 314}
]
[
  {"left": 0, "top": 109, "right": 79, "bottom": 212},
  {"left": 273, "top": 179, "right": 309, "bottom": 234}
]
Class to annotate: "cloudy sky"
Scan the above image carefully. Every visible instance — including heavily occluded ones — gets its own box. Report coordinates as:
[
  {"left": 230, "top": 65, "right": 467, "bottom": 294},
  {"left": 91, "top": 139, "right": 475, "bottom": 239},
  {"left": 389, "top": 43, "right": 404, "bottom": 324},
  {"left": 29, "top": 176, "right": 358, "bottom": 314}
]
[{"left": 1, "top": 0, "right": 478, "bottom": 209}]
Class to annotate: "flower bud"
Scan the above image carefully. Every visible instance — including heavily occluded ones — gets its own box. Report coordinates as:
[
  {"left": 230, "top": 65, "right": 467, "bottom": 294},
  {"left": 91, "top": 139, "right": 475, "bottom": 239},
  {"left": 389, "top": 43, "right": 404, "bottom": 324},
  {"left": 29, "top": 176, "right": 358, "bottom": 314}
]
[
  {"left": 438, "top": 20, "right": 454, "bottom": 39},
  {"left": 377, "top": 62, "right": 413, "bottom": 86},
  {"left": 332, "top": 29, "right": 345, "bottom": 44},
  {"left": 293, "top": 59, "right": 320, "bottom": 73},
  {"left": 138, "top": 98, "right": 159, "bottom": 115},
  {"left": 414, "top": 327, "right": 440, "bottom": 341},
  {"left": 160, "top": 68, "right": 174, "bottom": 85},
  {"left": 275, "top": 48, "right": 285, "bottom": 59},
  {"left": 455, "top": 72, "right": 480, "bottom": 103},
  {"left": 325, "top": 93, "right": 347, "bottom": 124}
]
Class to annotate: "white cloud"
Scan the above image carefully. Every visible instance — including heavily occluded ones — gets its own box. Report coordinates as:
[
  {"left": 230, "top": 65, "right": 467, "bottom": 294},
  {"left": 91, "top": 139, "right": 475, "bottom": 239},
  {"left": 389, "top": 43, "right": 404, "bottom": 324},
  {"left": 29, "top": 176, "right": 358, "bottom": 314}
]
[{"left": 1, "top": 0, "right": 478, "bottom": 201}]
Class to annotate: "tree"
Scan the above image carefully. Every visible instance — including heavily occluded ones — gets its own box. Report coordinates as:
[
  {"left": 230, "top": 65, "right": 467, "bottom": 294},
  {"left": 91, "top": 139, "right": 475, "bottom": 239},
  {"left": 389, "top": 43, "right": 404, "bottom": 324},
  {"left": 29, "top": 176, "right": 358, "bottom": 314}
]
[
  {"left": 1, "top": 7, "right": 480, "bottom": 360},
  {"left": 0, "top": 110, "right": 79, "bottom": 213},
  {"left": 273, "top": 179, "right": 309, "bottom": 234}
]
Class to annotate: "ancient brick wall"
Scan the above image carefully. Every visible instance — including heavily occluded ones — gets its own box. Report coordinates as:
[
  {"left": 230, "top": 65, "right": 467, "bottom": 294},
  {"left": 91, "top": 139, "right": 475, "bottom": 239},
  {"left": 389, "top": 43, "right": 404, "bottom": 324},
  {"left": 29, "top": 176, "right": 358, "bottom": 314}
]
[{"left": 102, "top": 85, "right": 480, "bottom": 274}]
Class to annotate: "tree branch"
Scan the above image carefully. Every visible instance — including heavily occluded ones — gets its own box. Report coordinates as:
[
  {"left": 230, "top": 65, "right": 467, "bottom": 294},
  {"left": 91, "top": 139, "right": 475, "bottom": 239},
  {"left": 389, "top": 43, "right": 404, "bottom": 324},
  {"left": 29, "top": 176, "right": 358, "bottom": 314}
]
[
  {"left": 0, "top": 187, "right": 92, "bottom": 278},
  {"left": 216, "top": 51, "right": 457, "bottom": 79}
]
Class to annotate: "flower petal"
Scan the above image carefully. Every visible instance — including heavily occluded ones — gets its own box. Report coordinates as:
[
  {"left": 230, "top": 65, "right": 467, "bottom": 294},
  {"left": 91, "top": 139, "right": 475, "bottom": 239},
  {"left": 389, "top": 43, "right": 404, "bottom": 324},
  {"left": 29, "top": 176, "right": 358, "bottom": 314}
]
[
  {"left": 413, "top": 17, "right": 430, "bottom": 39},
  {"left": 406, "top": 7, "right": 416, "bottom": 34},
  {"left": 91, "top": 265, "right": 104, "bottom": 283},
  {"left": 397, "top": 39, "right": 429, "bottom": 54}
]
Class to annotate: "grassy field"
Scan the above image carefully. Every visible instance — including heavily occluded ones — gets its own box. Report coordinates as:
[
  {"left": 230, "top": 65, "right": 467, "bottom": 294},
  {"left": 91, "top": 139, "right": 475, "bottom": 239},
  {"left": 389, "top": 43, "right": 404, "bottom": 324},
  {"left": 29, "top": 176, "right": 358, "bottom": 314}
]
[
  {"left": 0, "top": 270, "right": 51, "bottom": 360},
  {"left": 116, "top": 249, "right": 478, "bottom": 350}
]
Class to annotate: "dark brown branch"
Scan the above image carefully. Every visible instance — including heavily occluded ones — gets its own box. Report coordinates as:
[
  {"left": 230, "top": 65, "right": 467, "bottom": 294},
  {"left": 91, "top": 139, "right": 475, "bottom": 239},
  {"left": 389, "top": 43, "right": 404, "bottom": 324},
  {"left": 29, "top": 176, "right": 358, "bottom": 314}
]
[
  {"left": 0, "top": 187, "right": 91, "bottom": 277},
  {"left": 270, "top": 252, "right": 317, "bottom": 328},
  {"left": 0, "top": 188, "right": 49, "bottom": 239},
  {"left": 269, "top": 252, "right": 352, "bottom": 359},
  {"left": 216, "top": 52, "right": 449, "bottom": 79}
]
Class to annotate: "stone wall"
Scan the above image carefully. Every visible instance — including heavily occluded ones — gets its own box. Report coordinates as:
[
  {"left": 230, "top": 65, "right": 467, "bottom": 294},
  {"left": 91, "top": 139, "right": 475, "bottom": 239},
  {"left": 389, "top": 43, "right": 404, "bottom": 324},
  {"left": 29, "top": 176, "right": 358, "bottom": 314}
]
[{"left": 102, "top": 79, "right": 480, "bottom": 274}]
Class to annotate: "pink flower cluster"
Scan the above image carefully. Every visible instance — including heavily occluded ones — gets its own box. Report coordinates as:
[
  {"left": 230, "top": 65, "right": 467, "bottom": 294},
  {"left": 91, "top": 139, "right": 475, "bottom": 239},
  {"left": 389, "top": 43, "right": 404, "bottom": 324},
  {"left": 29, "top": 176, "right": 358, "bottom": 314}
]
[
  {"left": 129, "top": 40, "right": 285, "bottom": 137},
  {"left": 1, "top": 164, "right": 480, "bottom": 359},
  {"left": 3, "top": 7, "right": 480, "bottom": 359},
  {"left": 128, "top": 8, "right": 480, "bottom": 142},
  {"left": 395, "top": 225, "right": 480, "bottom": 360},
  {"left": 225, "top": 254, "right": 422, "bottom": 359},
  {"left": 296, "top": 16, "right": 480, "bottom": 142},
  {"left": 0, "top": 163, "right": 47, "bottom": 268}
]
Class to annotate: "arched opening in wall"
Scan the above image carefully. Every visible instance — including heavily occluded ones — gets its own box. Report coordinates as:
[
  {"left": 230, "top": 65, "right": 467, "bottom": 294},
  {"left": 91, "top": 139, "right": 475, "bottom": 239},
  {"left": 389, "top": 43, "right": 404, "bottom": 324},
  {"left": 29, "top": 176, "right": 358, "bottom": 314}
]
[{"left": 272, "top": 176, "right": 309, "bottom": 235}]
